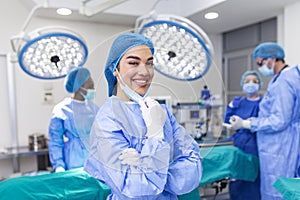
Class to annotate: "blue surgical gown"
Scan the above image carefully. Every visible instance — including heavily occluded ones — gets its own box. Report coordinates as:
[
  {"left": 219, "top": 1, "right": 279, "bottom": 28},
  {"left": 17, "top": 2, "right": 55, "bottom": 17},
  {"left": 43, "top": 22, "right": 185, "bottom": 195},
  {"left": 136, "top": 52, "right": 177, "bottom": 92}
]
[
  {"left": 224, "top": 95, "right": 262, "bottom": 200},
  {"left": 84, "top": 96, "right": 202, "bottom": 200},
  {"left": 48, "top": 97, "right": 99, "bottom": 171},
  {"left": 251, "top": 65, "right": 300, "bottom": 200}
]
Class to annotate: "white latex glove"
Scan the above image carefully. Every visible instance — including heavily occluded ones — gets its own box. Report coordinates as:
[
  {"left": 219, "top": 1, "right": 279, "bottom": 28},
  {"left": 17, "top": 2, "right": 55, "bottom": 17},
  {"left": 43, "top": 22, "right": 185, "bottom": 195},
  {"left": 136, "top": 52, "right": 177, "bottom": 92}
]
[
  {"left": 118, "top": 148, "right": 140, "bottom": 166},
  {"left": 247, "top": 117, "right": 257, "bottom": 121},
  {"left": 139, "top": 97, "right": 166, "bottom": 140},
  {"left": 229, "top": 115, "right": 251, "bottom": 130},
  {"left": 55, "top": 166, "right": 65, "bottom": 172}
]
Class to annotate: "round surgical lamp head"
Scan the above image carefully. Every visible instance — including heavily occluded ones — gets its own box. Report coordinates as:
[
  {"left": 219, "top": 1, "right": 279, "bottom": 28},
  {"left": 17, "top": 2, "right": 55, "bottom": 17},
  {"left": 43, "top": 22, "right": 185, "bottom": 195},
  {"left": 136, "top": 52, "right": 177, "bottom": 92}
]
[
  {"left": 135, "top": 14, "right": 213, "bottom": 81},
  {"left": 17, "top": 29, "right": 88, "bottom": 80}
]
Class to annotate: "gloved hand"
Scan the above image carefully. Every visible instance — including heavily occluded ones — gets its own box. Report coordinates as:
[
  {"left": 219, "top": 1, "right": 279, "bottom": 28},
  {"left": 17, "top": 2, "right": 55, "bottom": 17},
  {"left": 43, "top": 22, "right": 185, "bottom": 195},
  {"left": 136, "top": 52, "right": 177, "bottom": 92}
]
[
  {"left": 139, "top": 97, "right": 166, "bottom": 140},
  {"left": 118, "top": 148, "right": 140, "bottom": 166},
  {"left": 247, "top": 117, "right": 257, "bottom": 121},
  {"left": 229, "top": 115, "right": 251, "bottom": 130},
  {"left": 55, "top": 166, "right": 65, "bottom": 172}
]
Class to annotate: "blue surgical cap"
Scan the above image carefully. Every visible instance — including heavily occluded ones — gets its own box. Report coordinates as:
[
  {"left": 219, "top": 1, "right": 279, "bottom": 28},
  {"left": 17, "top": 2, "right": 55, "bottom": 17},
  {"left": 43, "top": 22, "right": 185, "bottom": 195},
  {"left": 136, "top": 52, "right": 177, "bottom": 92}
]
[
  {"left": 253, "top": 42, "right": 285, "bottom": 59},
  {"left": 104, "top": 32, "right": 155, "bottom": 97},
  {"left": 240, "top": 70, "right": 263, "bottom": 89},
  {"left": 64, "top": 67, "right": 91, "bottom": 93}
]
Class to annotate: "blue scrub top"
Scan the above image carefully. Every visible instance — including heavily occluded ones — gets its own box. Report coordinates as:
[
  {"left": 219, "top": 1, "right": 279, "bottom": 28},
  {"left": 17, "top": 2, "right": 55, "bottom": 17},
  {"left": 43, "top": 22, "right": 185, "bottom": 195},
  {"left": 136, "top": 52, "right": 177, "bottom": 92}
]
[
  {"left": 224, "top": 95, "right": 262, "bottom": 155},
  {"left": 84, "top": 96, "right": 202, "bottom": 200},
  {"left": 251, "top": 65, "right": 300, "bottom": 200},
  {"left": 48, "top": 97, "right": 99, "bottom": 171}
]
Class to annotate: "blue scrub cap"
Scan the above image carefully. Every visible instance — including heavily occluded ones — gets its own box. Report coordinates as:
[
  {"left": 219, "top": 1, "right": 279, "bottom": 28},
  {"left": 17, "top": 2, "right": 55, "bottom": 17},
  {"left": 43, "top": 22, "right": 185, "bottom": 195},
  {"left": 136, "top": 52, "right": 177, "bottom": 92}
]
[
  {"left": 253, "top": 42, "right": 285, "bottom": 59},
  {"left": 64, "top": 67, "right": 91, "bottom": 93},
  {"left": 104, "top": 32, "right": 155, "bottom": 97},
  {"left": 240, "top": 70, "right": 263, "bottom": 89}
]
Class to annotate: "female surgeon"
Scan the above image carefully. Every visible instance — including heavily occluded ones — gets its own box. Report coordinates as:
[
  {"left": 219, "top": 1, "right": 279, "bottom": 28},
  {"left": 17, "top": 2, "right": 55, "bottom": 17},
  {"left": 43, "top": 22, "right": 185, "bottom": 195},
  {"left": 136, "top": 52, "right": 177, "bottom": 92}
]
[
  {"left": 224, "top": 70, "right": 263, "bottom": 200},
  {"left": 84, "top": 33, "right": 202, "bottom": 199},
  {"left": 48, "top": 67, "right": 99, "bottom": 172}
]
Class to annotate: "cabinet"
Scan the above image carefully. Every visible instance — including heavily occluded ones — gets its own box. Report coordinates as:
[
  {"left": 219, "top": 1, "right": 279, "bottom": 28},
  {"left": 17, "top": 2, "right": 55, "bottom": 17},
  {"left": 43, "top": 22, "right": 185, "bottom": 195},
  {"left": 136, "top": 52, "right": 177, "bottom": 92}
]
[{"left": 0, "top": 146, "right": 50, "bottom": 173}]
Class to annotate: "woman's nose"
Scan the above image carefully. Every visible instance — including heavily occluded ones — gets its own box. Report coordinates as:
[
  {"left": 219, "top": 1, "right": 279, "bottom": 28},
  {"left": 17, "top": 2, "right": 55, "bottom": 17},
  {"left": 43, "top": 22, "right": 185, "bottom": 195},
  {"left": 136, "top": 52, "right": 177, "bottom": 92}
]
[{"left": 137, "top": 63, "right": 149, "bottom": 75}]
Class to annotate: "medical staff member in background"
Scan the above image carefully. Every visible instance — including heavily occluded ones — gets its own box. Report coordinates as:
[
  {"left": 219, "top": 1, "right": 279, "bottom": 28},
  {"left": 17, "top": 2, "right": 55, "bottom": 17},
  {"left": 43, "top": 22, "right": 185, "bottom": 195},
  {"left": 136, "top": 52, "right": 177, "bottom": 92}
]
[
  {"left": 48, "top": 67, "right": 99, "bottom": 172},
  {"left": 230, "top": 42, "right": 300, "bottom": 200},
  {"left": 224, "top": 70, "right": 263, "bottom": 200},
  {"left": 84, "top": 33, "right": 202, "bottom": 199}
]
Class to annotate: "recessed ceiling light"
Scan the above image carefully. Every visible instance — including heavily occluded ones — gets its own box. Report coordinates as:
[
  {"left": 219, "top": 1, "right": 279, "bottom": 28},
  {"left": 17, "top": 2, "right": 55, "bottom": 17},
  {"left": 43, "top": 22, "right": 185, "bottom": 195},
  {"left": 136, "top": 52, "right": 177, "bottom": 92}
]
[
  {"left": 204, "top": 12, "right": 219, "bottom": 20},
  {"left": 56, "top": 8, "right": 72, "bottom": 16}
]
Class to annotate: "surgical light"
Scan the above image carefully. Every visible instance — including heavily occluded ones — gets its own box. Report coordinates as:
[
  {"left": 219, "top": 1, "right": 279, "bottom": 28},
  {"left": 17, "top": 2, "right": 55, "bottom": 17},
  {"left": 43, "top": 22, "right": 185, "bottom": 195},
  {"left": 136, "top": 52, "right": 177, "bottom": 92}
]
[
  {"left": 11, "top": 27, "right": 88, "bottom": 79},
  {"left": 135, "top": 14, "right": 213, "bottom": 81}
]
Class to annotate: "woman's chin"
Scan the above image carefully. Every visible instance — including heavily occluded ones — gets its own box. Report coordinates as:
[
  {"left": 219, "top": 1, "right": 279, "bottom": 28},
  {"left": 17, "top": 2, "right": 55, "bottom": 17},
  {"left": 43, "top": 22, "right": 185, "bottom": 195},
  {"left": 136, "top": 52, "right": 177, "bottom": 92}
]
[{"left": 135, "top": 88, "right": 148, "bottom": 96}]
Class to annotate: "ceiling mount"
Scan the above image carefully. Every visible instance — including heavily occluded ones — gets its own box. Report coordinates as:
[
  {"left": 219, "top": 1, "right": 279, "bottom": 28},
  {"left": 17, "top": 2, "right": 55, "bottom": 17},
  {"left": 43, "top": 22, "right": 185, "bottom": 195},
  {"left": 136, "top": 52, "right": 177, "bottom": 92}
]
[{"left": 79, "top": 0, "right": 129, "bottom": 17}]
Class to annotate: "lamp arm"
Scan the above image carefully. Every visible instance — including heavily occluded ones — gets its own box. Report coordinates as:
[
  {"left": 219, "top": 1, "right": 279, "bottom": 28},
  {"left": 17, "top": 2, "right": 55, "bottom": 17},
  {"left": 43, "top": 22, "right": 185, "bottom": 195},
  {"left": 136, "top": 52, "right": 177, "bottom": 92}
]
[
  {"left": 21, "top": 4, "right": 45, "bottom": 32},
  {"left": 10, "top": 4, "right": 45, "bottom": 54},
  {"left": 134, "top": 10, "right": 157, "bottom": 33}
]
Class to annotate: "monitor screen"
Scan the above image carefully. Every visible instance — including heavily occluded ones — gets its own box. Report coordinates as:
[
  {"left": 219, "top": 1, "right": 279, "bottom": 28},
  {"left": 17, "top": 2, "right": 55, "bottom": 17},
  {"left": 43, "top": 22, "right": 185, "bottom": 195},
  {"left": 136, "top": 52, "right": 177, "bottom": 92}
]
[{"left": 190, "top": 110, "right": 199, "bottom": 119}]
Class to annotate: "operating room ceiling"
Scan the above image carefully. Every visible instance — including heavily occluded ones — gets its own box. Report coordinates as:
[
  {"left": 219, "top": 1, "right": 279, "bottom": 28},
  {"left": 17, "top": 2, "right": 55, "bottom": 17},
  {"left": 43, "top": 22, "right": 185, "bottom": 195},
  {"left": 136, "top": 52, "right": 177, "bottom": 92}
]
[{"left": 20, "top": 0, "right": 300, "bottom": 34}]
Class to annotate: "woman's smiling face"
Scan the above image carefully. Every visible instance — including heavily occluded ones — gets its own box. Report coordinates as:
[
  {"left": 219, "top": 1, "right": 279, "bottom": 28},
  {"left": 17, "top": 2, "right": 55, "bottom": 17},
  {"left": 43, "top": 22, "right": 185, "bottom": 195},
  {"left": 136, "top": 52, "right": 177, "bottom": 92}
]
[{"left": 116, "top": 45, "right": 154, "bottom": 101}]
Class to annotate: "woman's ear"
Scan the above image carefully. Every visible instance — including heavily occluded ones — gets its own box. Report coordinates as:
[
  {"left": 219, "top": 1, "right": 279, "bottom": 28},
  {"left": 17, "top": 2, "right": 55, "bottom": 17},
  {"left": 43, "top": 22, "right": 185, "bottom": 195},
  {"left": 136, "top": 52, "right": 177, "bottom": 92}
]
[
  {"left": 113, "top": 66, "right": 120, "bottom": 77},
  {"left": 113, "top": 70, "right": 120, "bottom": 82},
  {"left": 113, "top": 71, "right": 117, "bottom": 76}
]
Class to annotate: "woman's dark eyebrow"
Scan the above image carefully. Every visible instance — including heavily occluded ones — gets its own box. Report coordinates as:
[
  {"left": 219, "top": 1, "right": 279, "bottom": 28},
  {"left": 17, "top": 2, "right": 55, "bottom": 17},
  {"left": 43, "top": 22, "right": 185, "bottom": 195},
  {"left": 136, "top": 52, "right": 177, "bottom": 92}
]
[
  {"left": 126, "top": 56, "right": 153, "bottom": 61},
  {"left": 126, "top": 56, "right": 141, "bottom": 60}
]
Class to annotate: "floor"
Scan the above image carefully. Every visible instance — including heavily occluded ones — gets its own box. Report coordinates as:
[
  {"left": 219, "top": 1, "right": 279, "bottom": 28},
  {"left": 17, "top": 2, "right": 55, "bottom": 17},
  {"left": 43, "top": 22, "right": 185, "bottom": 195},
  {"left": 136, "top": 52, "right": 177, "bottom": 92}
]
[{"left": 200, "top": 183, "right": 230, "bottom": 200}]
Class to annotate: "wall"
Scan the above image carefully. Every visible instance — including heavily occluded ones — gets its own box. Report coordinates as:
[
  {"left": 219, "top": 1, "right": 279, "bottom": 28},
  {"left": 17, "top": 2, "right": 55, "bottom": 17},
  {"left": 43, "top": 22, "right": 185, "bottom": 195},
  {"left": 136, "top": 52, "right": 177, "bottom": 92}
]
[
  {"left": 284, "top": 1, "right": 300, "bottom": 66},
  {"left": 0, "top": 0, "right": 223, "bottom": 178}
]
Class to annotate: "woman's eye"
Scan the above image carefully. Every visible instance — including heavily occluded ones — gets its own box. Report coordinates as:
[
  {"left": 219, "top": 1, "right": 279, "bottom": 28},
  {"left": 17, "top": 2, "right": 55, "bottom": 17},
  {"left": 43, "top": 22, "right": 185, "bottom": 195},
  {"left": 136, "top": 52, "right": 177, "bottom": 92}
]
[
  {"left": 129, "top": 62, "right": 139, "bottom": 66},
  {"left": 128, "top": 61, "right": 154, "bottom": 68},
  {"left": 146, "top": 62, "right": 154, "bottom": 67}
]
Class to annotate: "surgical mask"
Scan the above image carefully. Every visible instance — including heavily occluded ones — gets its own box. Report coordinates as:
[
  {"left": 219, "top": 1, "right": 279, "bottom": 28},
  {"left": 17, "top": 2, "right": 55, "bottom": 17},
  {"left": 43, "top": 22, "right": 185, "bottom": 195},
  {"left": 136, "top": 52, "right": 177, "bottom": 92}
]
[
  {"left": 259, "top": 61, "right": 274, "bottom": 76},
  {"left": 243, "top": 82, "right": 259, "bottom": 96},
  {"left": 116, "top": 70, "right": 151, "bottom": 103},
  {"left": 80, "top": 88, "right": 96, "bottom": 100}
]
